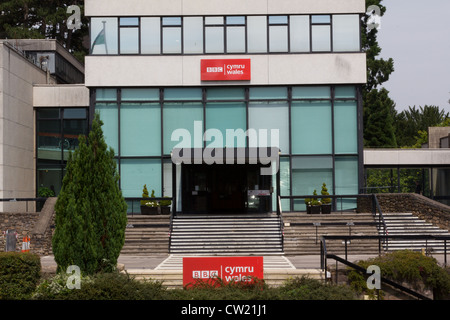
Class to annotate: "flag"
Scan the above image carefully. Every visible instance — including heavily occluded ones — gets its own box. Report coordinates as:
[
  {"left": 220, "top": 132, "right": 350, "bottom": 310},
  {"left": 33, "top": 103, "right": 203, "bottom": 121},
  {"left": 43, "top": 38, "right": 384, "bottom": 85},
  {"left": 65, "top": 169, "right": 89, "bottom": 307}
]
[{"left": 91, "top": 22, "right": 108, "bottom": 54}]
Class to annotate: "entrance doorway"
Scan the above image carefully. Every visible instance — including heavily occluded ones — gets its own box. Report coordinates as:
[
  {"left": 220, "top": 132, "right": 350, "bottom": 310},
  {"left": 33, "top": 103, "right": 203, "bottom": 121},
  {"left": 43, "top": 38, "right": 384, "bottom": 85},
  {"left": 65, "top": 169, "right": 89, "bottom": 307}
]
[{"left": 181, "top": 164, "right": 272, "bottom": 214}]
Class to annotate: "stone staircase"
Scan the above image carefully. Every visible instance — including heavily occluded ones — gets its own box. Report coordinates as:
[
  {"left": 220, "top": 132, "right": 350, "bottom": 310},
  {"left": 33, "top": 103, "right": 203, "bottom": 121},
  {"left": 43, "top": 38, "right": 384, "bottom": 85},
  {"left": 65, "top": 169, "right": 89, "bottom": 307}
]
[
  {"left": 123, "top": 215, "right": 170, "bottom": 255},
  {"left": 376, "top": 212, "right": 450, "bottom": 253},
  {"left": 169, "top": 214, "right": 283, "bottom": 255},
  {"left": 282, "top": 212, "right": 381, "bottom": 255}
]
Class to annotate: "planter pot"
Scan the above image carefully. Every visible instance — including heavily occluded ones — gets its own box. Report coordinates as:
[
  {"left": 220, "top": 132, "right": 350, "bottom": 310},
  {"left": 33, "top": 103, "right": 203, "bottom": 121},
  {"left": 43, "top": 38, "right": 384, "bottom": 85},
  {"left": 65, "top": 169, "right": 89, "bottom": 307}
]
[
  {"left": 306, "top": 205, "right": 312, "bottom": 214},
  {"left": 140, "top": 206, "right": 158, "bottom": 215},
  {"left": 160, "top": 206, "right": 171, "bottom": 215},
  {"left": 311, "top": 205, "right": 321, "bottom": 214},
  {"left": 321, "top": 204, "right": 331, "bottom": 214}
]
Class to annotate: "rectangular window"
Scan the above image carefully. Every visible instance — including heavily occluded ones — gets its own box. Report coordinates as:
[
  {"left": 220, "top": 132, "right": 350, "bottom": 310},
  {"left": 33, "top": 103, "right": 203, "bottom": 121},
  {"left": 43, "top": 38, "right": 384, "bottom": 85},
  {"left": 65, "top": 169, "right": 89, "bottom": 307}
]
[
  {"left": 226, "top": 16, "right": 246, "bottom": 53},
  {"left": 335, "top": 156, "right": 359, "bottom": 209},
  {"left": 269, "top": 16, "right": 288, "bottom": 52},
  {"left": 334, "top": 100, "right": 358, "bottom": 154},
  {"left": 162, "top": 17, "right": 182, "bottom": 54},
  {"left": 311, "top": 15, "right": 331, "bottom": 52},
  {"left": 205, "top": 16, "right": 224, "bottom": 53},
  {"left": 290, "top": 15, "right": 310, "bottom": 52},
  {"left": 141, "top": 17, "right": 161, "bottom": 54},
  {"left": 292, "top": 156, "right": 333, "bottom": 210},
  {"left": 120, "top": 159, "right": 162, "bottom": 198},
  {"left": 120, "top": 103, "right": 161, "bottom": 156},
  {"left": 91, "top": 18, "right": 118, "bottom": 54},
  {"left": 205, "top": 102, "right": 246, "bottom": 148},
  {"left": 332, "top": 14, "right": 360, "bottom": 52},
  {"left": 184, "top": 17, "right": 203, "bottom": 54},
  {"left": 95, "top": 103, "right": 119, "bottom": 155},
  {"left": 247, "top": 16, "right": 267, "bottom": 53},
  {"left": 291, "top": 100, "right": 332, "bottom": 155}
]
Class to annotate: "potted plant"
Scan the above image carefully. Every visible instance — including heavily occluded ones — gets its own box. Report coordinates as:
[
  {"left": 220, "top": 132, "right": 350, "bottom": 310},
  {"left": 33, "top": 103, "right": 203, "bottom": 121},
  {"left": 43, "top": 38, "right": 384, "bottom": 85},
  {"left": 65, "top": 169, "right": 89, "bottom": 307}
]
[
  {"left": 320, "top": 183, "right": 332, "bottom": 214},
  {"left": 310, "top": 190, "right": 321, "bottom": 214},
  {"left": 140, "top": 185, "right": 158, "bottom": 215},
  {"left": 159, "top": 197, "right": 172, "bottom": 215},
  {"left": 304, "top": 196, "right": 312, "bottom": 214}
]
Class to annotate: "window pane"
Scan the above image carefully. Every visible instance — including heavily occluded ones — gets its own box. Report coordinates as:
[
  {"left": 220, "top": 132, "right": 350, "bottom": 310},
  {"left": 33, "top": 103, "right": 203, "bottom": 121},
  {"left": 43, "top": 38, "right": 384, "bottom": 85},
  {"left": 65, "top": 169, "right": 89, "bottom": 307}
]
[
  {"left": 205, "top": 16, "right": 224, "bottom": 25},
  {"left": 206, "top": 87, "right": 245, "bottom": 100},
  {"left": 121, "top": 88, "right": 160, "bottom": 101},
  {"left": 311, "top": 15, "right": 330, "bottom": 24},
  {"left": 269, "top": 16, "right": 288, "bottom": 24},
  {"left": 162, "top": 17, "right": 181, "bottom": 26},
  {"left": 247, "top": 16, "right": 267, "bottom": 53},
  {"left": 249, "top": 87, "right": 287, "bottom": 100},
  {"left": 95, "top": 103, "right": 118, "bottom": 154},
  {"left": 334, "top": 101, "right": 358, "bottom": 154},
  {"left": 184, "top": 17, "right": 203, "bottom": 54},
  {"left": 226, "top": 16, "right": 245, "bottom": 25},
  {"left": 291, "top": 101, "right": 332, "bottom": 154},
  {"left": 96, "top": 88, "right": 117, "bottom": 101},
  {"left": 63, "top": 118, "right": 88, "bottom": 158},
  {"left": 292, "top": 86, "right": 330, "bottom": 99},
  {"left": 120, "top": 17, "right": 139, "bottom": 26},
  {"left": 163, "top": 27, "right": 182, "bottom": 53},
  {"left": 269, "top": 25, "right": 288, "bottom": 52},
  {"left": 248, "top": 101, "right": 289, "bottom": 154},
  {"left": 141, "top": 17, "right": 160, "bottom": 54},
  {"left": 63, "top": 108, "right": 87, "bottom": 119},
  {"left": 120, "top": 159, "right": 162, "bottom": 198},
  {"left": 205, "top": 102, "right": 246, "bottom": 148},
  {"left": 37, "top": 120, "right": 61, "bottom": 159},
  {"left": 292, "top": 156, "right": 333, "bottom": 210},
  {"left": 120, "top": 27, "right": 139, "bottom": 54},
  {"left": 312, "top": 25, "right": 331, "bottom": 51},
  {"left": 164, "top": 88, "right": 203, "bottom": 101},
  {"left": 91, "top": 18, "right": 118, "bottom": 54},
  {"left": 290, "top": 15, "right": 310, "bottom": 52},
  {"left": 163, "top": 102, "right": 204, "bottom": 154},
  {"left": 335, "top": 156, "right": 358, "bottom": 209},
  {"left": 120, "top": 103, "right": 161, "bottom": 156},
  {"left": 332, "top": 14, "right": 360, "bottom": 52},
  {"left": 335, "top": 86, "right": 356, "bottom": 98},
  {"left": 38, "top": 108, "right": 60, "bottom": 119},
  {"left": 227, "top": 26, "right": 246, "bottom": 53},
  {"left": 205, "top": 27, "right": 224, "bottom": 53}
]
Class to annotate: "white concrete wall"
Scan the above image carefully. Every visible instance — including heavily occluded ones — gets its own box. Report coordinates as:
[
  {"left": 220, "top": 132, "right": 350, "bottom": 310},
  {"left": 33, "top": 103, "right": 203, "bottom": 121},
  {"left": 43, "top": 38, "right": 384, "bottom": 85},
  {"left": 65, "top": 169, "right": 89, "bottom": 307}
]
[
  {"left": 0, "top": 42, "right": 56, "bottom": 211},
  {"left": 86, "top": 0, "right": 365, "bottom": 16},
  {"left": 85, "top": 53, "right": 366, "bottom": 87},
  {"left": 364, "top": 149, "right": 450, "bottom": 166},
  {"left": 33, "top": 85, "right": 90, "bottom": 107}
]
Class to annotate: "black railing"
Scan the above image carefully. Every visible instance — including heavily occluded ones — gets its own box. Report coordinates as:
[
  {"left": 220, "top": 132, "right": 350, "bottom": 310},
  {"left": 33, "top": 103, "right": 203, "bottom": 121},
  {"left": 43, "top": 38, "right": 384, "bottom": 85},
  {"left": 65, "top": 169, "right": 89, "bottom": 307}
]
[{"left": 0, "top": 197, "right": 48, "bottom": 212}]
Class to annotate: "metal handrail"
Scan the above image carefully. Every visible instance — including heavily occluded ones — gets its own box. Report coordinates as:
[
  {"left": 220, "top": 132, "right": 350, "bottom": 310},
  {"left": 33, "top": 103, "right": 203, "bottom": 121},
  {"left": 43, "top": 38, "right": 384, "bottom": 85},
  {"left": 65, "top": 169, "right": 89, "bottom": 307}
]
[
  {"left": 371, "top": 194, "right": 388, "bottom": 249},
  {"left": 278, "top": 195, "right": 284, "bottom": 252}
]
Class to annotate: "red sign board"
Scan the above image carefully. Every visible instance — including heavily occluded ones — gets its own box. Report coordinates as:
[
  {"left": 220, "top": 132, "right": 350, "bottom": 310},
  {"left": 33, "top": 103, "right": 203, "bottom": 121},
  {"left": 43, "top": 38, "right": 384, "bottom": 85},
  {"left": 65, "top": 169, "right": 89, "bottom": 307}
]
[
  {"left": 201, "top": 59, "right": 251, "bottom": 81},
  {"left": 183, "top": 256, "right": 263, "bottom": 287}
]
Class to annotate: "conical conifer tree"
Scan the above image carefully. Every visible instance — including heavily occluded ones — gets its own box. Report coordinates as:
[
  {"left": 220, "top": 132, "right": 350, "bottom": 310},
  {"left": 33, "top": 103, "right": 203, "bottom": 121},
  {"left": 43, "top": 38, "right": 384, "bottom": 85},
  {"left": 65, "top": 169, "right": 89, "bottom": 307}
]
[{"left": 52, "top": 113, "right": 127, "bottom": 275}]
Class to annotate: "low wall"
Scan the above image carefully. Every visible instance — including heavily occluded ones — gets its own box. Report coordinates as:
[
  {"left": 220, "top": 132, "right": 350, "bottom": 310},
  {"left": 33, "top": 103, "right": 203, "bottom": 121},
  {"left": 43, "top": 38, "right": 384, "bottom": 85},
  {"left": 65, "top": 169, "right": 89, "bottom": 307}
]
[
  {"left": 0, "top": 198, "right": 56, "bottom": 255},
  {"left": 357, "top": 193, "right": 450, "bottom": 231}
]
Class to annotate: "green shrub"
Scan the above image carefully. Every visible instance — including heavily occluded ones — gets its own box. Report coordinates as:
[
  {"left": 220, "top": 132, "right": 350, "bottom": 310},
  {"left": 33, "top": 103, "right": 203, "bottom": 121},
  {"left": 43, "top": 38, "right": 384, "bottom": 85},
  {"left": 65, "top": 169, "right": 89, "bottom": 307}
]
[
  {"left": 348, "top": 250, "right": 450, "bottom": 299},
  {"left": 0, "top": 252, "right": 41, "bottom": 300},
  {"left": 278, "top": 276, "right": 357, "bottom": 300},
  {"left": 33, "top": 271, "right": 166, "bottom": 300}
]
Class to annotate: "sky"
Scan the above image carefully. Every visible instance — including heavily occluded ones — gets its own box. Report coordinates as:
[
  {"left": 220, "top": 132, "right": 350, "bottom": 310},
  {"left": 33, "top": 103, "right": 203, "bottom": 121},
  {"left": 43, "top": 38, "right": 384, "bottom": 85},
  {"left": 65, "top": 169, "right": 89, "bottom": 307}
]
[{"left": 376, "top": 0, "right": 450, "bottom": 114}]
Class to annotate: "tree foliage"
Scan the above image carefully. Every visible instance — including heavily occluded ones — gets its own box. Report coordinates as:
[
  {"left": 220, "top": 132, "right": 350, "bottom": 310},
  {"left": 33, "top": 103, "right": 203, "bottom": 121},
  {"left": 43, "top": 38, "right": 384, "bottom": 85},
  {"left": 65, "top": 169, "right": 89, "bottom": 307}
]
[
  {"left": 52, "top": 113, "right": 128, "bottom": 275},
  {"left": 0, "top": 0, "right": 89, "bottom": 63}
]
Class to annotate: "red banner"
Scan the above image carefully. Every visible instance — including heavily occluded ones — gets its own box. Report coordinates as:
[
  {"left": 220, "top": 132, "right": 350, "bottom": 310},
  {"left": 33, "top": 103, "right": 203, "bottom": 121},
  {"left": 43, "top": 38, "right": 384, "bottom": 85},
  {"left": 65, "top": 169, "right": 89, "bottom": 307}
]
[
  {"left": 201, "top": 59, "right": 251, "bottom": 81},
  {"left": 183, "top": 256, "right": 263, "bottom": 287}
]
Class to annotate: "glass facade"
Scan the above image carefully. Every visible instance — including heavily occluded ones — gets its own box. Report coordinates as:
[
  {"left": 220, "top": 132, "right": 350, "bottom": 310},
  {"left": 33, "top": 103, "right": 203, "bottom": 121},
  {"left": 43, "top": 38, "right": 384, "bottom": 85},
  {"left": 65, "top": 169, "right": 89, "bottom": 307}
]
[
  {"left": 93, "top": 86, "right": 361, "bottom": 213},
  {"left": 90, "top": 14, "right": 361, "bottom": 55},
  {"left": 36, "top": 107, "right": 89, "bottom": 196}
]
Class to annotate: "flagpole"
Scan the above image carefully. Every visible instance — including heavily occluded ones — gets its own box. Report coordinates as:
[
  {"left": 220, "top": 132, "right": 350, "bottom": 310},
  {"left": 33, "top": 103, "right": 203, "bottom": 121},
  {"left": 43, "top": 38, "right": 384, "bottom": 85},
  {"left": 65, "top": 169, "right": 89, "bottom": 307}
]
[{"left": 102, "top": 21, "right": 108, "bottom": 55}]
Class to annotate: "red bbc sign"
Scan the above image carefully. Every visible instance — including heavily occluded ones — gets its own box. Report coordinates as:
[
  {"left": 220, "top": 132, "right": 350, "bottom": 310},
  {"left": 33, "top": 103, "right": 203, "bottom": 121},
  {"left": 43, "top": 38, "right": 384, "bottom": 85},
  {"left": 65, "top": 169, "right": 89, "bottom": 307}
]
[
  {"left": 201, "top": 59, "right": 251, "bottom": 81},
  {"left": 183, "top": 256, "right": 263, "bottom": 287}
]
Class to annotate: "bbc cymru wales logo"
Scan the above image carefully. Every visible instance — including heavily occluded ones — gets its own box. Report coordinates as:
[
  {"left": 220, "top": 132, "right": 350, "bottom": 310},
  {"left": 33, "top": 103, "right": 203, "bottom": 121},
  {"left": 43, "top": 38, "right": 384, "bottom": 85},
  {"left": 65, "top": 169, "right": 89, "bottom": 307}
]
[
  {"left": 193, "top": 270, "right": 219, "bottom": 279},
  {"left": 207, "top": 67, "right": 223, "bottom": 73}
]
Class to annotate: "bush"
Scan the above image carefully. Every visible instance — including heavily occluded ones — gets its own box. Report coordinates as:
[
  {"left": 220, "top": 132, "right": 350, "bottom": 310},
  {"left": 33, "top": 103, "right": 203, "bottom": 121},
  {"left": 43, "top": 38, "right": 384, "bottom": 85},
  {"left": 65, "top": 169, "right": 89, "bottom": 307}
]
[
  {"left": 347, "top": 250, "right": 450, "bottom": 299},
  {"left": 0, "top": 252, "right": 41, "bottom": 300},
  {"left": 33, "top": 271, "right": 166, "bottom": 300},
  {"left": 278, "top": 277, "right": 357, "bottom": 300}
]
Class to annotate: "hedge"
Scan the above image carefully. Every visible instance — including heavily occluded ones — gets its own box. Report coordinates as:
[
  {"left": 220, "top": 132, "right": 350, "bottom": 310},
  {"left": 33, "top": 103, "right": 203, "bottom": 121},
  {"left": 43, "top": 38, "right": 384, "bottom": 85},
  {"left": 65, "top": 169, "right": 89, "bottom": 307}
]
[{"left": 0, "top": 252, "right": 41, "bottom": 300}]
